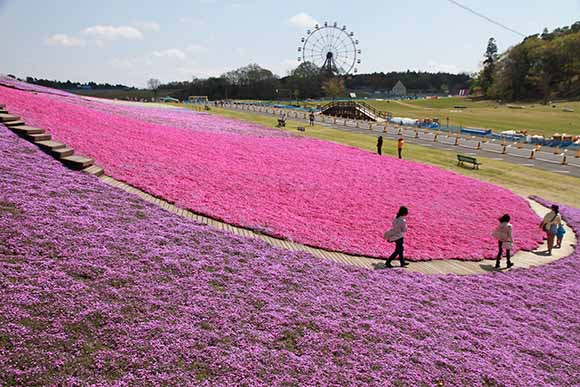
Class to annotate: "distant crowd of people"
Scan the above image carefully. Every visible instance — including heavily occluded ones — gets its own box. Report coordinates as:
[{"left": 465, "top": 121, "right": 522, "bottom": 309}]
[{"left": 382, "top": 204, "right": 565, "bottom": 269}]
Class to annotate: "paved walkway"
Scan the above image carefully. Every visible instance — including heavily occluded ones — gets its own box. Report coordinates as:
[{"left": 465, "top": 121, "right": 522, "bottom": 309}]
[
  {"left": 99, "top": 175, "right": 576, "bottom": 275},
  {"left": 220, "top": 104, "right": 580, "bottom": 177}
]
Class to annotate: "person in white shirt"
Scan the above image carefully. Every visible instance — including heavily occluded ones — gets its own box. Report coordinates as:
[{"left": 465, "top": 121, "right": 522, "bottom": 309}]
[
  {"left": 540, "top": 205, "right": 562, "bottom": 256},
  {"left": 384, "top": 206, "right": 409, "bottom": 268}
]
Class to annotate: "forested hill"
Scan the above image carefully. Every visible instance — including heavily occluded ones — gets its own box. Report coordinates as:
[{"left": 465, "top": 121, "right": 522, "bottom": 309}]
[
  {"left": 345, "top": 71, "right": 471, "bottom": 93},
  {"left": 475, "top": 21, "right": 580, "bottom": 102}
]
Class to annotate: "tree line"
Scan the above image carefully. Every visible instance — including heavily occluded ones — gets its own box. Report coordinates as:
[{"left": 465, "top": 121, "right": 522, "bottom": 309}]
[
  {"left": 24, "top": 77, "right": 131, "bottom": 90},
  {"left": 473, "top": 21, "right": 580, "bottom": 102},
  {"left": 164, "top": 64, "right": 471, "bottom": 101},
  {"left": 23, "top": 65, "right": 468, "bottom": 101}
]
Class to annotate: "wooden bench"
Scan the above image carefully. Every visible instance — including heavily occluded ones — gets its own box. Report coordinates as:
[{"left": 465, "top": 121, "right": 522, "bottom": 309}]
[{"left": 457, "top": 154, "right": 481, "bottom": 169}]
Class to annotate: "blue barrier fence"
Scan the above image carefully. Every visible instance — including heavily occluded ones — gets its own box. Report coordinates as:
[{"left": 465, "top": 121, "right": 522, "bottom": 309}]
[{"left": 412, "top": 122, "right": 579, "bottom": 150}]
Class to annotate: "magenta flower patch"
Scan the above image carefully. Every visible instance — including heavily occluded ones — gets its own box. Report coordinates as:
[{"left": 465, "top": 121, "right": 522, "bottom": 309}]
[{"left": 0, "top": 83, "right": 543, "bottom": 260}]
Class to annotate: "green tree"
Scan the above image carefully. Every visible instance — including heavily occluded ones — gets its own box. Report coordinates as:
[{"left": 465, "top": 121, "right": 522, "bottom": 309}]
[
  {"left": 478, "top": 22, "right": 580, "bottom": 102},
  {"left": 287, "top": 61, "right": 322, "bottom": 99},
  {"left": 147, "top": 78, "right": 161, "bottom": 101},
  {"left": 321, "top": 78, "right": 346, "bottom": 100},
  {"left": 480, "top": 37, "right": 498, "bottom": 95},
  {"left": 524, "top": 38, "right": 561, "bottom": 104}
]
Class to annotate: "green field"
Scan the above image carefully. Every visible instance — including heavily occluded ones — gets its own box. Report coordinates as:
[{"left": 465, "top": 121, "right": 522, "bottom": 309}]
[
  {"left": 272, "top": 97, "right": 580, "bottom": 137},
  {"left": 172, "top": 104, "right": 580, "bottom": 208}
]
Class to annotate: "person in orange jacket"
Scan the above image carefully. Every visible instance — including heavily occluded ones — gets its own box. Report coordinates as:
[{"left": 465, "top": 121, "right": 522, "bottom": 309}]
[{"left": 397, "top": 137, "right": 405, "bottom": 159}]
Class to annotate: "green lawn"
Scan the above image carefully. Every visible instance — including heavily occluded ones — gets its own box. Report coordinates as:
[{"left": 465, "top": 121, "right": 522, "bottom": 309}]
[
  {"left": 178, "top": 105, "right": 580, "bottom": 208},
  {"left": 369, "top": 98, "right": 580, "bottom": 137},
  {"left": 267, "top": 97, "right": 580, "bottom": 137}
]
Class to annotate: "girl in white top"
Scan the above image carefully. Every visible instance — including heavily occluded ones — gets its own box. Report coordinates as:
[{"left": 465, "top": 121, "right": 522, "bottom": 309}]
[
  {"left": 385, "top": 206, "right": 409, "bottom": 268},
  {"left": 540, "top": 205, "right": 562, "bottom": 255},
  {"left": 492, "top": 214, "right": 513, "bottom": 269}
]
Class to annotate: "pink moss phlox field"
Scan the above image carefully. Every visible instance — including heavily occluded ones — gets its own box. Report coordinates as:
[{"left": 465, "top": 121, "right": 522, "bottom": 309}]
[
  {"left": 1, "top": 125, "right": 579, "bottom": 386},
  {"left": 73, "top": 97, "right": 296, "bottom": 137},
  {"left": 0, "top": 75, "right": 76, "bottom": 98},
  {"left": 0, "top": 83, "right": 543, "bottom": 260}
]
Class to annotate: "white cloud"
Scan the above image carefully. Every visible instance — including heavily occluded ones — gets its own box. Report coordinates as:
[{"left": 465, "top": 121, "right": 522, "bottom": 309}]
[
  {"left": 289, "top": 12, "right": 319, "bottom": 29},
  {"left": 152, "top": 48, "right": 187, "bottom": 60},
  {"left": 45, "top": 34, "right": 86, "bottom": 47},
  {"left": 235, "top": 47, "right": 247, "bottom": 56},
  {"left": 46, "top": 23, "right": 153, "bottom": 49},
  {"left": 133, "top": 21, "right": 161, "bottom": 32},
  {"left": 82, "top": 25, "right": 143, "bottom": 40}
]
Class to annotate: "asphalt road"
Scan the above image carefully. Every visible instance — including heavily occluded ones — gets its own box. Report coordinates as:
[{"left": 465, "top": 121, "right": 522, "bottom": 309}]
[{"left": 222, "top": 105, "right": 580, "bottom": 178}]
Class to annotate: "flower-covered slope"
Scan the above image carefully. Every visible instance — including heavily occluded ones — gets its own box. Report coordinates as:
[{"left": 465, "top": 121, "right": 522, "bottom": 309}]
[
  {"left": 1, "top": 125, "right": 579, "bottom": 387},
  {"left": 0, "top": 75, "right": 76, "bottom": 97},
  {"left": 73, "top": 97, "right": 296, "bottom": 137},
  {"left": 0, "top": 83, "right": 543, "bottom": 260}
]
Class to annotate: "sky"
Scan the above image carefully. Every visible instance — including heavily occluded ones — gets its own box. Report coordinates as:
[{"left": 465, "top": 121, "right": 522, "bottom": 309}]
[{"left": 0, "top": 0, "right": 579, "bottom": 87}]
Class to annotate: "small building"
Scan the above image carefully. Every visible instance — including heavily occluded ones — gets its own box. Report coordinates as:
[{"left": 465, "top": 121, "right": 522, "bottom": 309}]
[{"left": 391, "top": 80, "right": 407, "bottom": 96}]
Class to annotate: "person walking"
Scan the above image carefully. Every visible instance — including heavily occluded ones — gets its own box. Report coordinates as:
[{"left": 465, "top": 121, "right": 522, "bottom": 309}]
[
  {"left": 309, "top": 112, "right": 315, "bottom": 126},
  {"left": 492, "top": 214, "right": 513, "bottom": 269},
  {"left": 377, "top": 136, "right": 383, "bottom": 155},
  {"left": 384, "top": 206, "right": 409, "bottom": 268},
  {"left": 540, "top": 205, "right": 562, "bottom": 255},
  {"left": 556, "top": 223, "right": 566, "bottom": 249},
  {"left": 397, "top": 137, "right": 405, "bottom": 159}
]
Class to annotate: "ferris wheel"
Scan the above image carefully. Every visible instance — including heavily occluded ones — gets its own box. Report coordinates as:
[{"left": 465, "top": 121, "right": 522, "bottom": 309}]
[{"left": 298, "top": 21, "right": 361, "bottom": 75}]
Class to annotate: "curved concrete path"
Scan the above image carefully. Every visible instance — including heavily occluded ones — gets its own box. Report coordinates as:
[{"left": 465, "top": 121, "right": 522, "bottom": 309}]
[{"left": 99, "top": 175, "right": 576, "bottom": 275}]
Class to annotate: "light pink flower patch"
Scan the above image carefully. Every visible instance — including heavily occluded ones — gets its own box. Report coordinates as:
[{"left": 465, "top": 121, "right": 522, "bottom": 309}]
[{"left": 0, "top": 85, "right": 543, "bottom": 260}]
